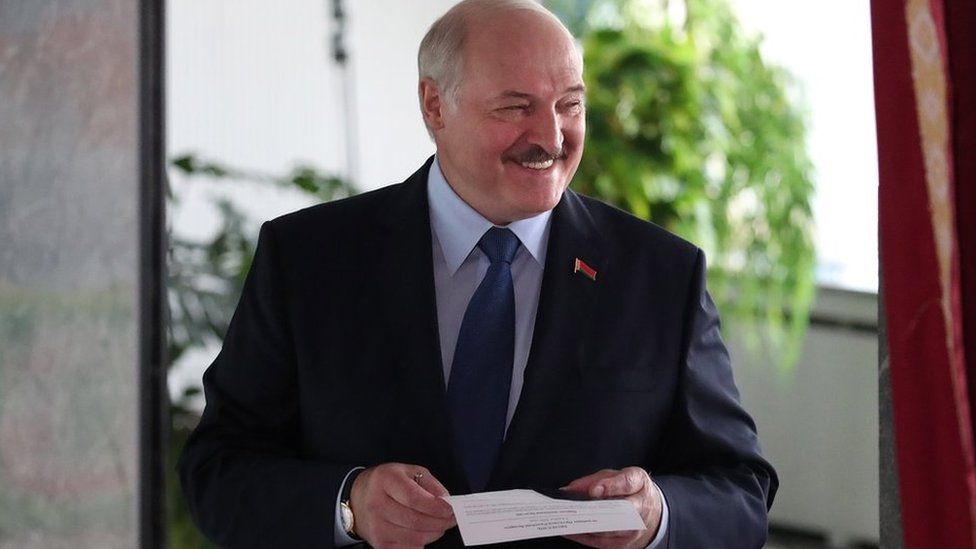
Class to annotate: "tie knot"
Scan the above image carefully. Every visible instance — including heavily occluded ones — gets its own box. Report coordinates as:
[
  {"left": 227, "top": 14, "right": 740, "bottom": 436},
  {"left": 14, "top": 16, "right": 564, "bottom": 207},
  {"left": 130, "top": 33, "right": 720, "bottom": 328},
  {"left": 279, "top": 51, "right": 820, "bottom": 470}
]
[{"left": 478, "top": 227, "right": 521, "bottom": 265}]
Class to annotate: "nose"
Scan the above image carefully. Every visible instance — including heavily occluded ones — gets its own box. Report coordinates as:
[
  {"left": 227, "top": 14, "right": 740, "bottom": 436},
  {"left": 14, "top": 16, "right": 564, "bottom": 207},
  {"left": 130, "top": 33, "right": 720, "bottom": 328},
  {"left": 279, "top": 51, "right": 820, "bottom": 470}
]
[{"left": 526, "top": 107, "right": 564, "bottom": 156}]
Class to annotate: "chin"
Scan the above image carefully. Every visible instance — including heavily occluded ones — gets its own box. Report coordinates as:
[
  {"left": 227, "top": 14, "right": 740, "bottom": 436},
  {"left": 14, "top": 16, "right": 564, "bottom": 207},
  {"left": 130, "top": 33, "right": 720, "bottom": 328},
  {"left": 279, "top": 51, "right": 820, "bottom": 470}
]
[
  {"left": 507, "top": 188, "right": 565, "bottom": 219},
  {"left": 495, "top": 163, "right": 577, "bottom": 219}
]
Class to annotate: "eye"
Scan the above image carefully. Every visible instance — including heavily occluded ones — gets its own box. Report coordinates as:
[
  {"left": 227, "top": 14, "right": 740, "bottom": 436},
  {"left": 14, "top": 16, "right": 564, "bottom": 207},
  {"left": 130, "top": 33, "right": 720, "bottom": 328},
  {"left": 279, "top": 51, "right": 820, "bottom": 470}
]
[
  {"left": 492, "top": 104, "right": 531, "bottom": 120},
  {"left": 562, "top": 100, "right": 585, "bottom": 114}
]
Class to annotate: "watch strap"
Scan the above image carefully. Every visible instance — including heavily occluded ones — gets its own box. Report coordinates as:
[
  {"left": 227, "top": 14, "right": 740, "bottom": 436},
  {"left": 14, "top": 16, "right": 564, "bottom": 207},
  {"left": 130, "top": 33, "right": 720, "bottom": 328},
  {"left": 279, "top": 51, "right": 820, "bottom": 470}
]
[
  {"left": 340, "top": 468, "right": 364, "bottom": 539},
  {"left": 341, "top": 468, "right": 363, "bottom": 505}
]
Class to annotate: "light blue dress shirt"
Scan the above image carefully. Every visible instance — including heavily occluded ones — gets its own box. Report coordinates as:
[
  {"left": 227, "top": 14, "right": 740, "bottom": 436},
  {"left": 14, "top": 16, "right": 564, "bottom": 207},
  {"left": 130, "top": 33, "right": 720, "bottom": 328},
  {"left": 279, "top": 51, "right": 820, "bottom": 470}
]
[
  {"left": 335, "top": 157, "right": 668, "bottom": 547},
  {"left": 427, "top": 157, "right": 550, "bottom": 429}
]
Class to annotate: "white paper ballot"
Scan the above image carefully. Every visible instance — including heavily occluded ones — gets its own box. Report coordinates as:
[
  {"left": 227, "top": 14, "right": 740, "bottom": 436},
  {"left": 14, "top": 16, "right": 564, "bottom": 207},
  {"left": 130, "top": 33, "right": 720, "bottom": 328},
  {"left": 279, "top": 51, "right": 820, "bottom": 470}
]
[{"left": 443, "top": 489, "right": 645, "bottom": 546}]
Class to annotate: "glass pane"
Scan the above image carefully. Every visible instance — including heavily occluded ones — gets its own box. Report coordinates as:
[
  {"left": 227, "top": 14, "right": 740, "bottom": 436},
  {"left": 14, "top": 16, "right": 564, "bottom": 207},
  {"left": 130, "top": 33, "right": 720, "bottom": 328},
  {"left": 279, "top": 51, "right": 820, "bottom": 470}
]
[{"left": 0, "top": 2, "right": 140, "bottom": 546}]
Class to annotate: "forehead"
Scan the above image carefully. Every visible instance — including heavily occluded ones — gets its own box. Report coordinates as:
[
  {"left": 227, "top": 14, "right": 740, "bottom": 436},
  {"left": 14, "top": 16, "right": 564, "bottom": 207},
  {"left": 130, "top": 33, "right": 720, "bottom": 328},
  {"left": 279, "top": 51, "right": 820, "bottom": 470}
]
[{"left": 461, "top": 11, "right": 583, "bottom": 96}]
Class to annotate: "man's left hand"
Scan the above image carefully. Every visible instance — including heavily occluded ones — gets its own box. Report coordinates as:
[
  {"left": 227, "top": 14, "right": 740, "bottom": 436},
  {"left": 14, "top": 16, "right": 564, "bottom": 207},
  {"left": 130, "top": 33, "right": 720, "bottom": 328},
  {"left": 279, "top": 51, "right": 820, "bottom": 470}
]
[{"left": 560, "top": 467, "right": 663, "bottom": 549}]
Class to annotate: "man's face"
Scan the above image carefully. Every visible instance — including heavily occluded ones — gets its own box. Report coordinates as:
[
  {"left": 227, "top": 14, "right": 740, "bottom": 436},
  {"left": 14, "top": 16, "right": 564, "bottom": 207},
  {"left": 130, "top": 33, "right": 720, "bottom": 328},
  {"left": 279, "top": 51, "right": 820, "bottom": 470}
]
[{"left": 424, "top": 11, "right": 586, "bottom": 224}]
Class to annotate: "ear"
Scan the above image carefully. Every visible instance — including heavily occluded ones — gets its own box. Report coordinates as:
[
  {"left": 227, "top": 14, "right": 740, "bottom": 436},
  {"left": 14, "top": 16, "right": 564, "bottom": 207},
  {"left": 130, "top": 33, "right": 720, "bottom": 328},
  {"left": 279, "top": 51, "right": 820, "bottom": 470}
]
[{"left": 419, "top": 78, "right": 446, "bottom": 131}]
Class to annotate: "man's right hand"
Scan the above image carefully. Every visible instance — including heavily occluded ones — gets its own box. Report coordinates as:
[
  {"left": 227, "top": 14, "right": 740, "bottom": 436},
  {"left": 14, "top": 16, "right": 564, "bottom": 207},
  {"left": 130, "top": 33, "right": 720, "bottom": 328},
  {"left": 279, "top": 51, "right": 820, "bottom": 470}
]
[{"left": 349, "top": 463, "right": 457, "bottom": 548}]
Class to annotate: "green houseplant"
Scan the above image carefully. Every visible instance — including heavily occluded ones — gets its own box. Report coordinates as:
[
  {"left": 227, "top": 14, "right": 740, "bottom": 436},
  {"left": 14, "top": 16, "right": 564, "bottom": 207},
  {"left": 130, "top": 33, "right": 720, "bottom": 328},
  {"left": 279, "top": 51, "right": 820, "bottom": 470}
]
[{"left": 549, "top": 0, "right": 816, "bottom": 369}]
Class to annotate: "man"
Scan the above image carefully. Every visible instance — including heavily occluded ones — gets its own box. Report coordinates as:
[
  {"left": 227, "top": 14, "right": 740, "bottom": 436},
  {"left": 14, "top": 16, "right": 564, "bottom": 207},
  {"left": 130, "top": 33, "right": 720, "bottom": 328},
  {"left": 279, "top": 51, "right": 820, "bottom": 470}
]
[{"left": 178, "top": 1, "right": 777, "bottom": 547}]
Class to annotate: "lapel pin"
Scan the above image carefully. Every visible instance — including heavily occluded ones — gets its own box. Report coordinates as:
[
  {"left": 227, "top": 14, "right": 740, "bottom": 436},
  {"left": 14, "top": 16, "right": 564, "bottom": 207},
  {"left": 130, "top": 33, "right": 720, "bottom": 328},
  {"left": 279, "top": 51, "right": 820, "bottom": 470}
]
[{"left": 574, "top": 258, "right": 597, "bottom": 281}]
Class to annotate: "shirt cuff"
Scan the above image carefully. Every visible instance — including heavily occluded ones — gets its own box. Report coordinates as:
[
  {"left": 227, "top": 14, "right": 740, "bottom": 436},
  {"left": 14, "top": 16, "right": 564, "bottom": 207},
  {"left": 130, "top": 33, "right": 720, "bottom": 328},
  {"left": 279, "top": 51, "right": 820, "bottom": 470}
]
[
  {"left": 334, "top": 466, "right": 366, "bottom": 547},
  {"left": 647, "top": 481, "right": 670, "bottom": 549}
]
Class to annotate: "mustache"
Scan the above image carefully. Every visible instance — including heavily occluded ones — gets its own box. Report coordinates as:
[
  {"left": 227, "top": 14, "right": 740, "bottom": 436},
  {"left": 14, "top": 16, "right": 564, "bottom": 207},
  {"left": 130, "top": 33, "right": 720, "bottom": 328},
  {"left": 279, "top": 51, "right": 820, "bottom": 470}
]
[{"left": 505, "top": 145, "right": 566, "bottom": 164}]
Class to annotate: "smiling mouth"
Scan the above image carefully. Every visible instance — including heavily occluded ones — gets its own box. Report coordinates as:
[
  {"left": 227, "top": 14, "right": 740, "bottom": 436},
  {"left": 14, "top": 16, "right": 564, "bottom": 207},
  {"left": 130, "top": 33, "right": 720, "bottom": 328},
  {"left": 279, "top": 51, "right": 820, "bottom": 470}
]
[
  {"left": 520, "top": 159, "right": 555, "bottom": 170},
  {"left": 507, "top": 144, "right": 565, "bottom": 172}
]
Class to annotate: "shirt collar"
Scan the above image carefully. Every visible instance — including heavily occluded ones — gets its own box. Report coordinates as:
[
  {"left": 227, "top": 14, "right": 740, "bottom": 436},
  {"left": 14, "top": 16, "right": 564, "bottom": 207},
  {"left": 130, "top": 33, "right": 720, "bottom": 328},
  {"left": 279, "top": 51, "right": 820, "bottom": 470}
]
[{"left": 427, "top": 156, "right": 551, "bottom": 275}]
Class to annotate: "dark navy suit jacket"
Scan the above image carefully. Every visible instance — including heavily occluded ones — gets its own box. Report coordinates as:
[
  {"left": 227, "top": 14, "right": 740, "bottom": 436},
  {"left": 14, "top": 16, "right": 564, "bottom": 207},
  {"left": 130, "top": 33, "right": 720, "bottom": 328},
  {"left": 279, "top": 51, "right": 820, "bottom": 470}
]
[{"left": 178, "top": 158, "right": 777, "bottom": 548}]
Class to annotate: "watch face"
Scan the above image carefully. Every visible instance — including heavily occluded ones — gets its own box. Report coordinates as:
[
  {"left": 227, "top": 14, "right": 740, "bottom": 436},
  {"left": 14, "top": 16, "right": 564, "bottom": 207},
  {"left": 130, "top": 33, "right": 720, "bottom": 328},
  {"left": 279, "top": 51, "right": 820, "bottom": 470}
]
[{"left": 340, "top": 501, "right": 355, "bottom": 534}]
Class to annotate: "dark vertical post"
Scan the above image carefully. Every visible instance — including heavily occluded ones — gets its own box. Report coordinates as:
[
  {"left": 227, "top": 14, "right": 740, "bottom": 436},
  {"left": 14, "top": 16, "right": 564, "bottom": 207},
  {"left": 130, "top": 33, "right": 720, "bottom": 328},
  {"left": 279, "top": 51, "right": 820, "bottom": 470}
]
[
  {"left": 139, "top": 0, "right": 167, "bottom": 547},
  {"left": 332, "top": 0, "right": 359, "bottom": 187},
  {"left": 878, "top": 266, "right": 904, "bottom": 549}
]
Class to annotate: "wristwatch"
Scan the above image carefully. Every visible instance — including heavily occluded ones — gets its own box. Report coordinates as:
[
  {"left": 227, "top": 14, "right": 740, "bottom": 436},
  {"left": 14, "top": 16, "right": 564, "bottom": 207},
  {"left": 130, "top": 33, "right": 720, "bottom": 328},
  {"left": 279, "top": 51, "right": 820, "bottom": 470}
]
[{"left": 340, "top": 469, "right": 364, "bottom": 538}]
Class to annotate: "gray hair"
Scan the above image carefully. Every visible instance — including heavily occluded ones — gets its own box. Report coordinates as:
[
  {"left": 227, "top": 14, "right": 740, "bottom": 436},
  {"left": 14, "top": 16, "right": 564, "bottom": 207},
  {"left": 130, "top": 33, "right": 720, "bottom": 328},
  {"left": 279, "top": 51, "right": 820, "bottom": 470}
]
[{"left": 417, "top": 0, "right": 566, "bottom": 120}]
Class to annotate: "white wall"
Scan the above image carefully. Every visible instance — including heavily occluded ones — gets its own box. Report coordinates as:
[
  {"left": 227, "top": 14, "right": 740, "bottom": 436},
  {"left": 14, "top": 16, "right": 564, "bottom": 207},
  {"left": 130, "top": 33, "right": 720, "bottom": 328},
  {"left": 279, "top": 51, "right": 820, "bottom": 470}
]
[
  {"left": 346, "top": 0, "right": 458, "bottom": 190},
  {"left": 729, "top": 0, "right": 879, "bottom": 293},
  {"left": 167, "top": 0, "right": 343, "bottom": 176},
  {"left": 732, "top": 289, "right": 879, "bottom": 545},
  {"left": 167, "top": 0, "right": 455, "bottom": 198}
]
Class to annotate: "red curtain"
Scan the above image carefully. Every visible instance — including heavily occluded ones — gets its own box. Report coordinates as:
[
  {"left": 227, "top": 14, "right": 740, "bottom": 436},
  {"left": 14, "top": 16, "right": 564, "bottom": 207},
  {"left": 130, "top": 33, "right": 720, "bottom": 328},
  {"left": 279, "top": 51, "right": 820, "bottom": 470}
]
[{"left": 874, "top": 0, "right": 976, "bottom": 547}]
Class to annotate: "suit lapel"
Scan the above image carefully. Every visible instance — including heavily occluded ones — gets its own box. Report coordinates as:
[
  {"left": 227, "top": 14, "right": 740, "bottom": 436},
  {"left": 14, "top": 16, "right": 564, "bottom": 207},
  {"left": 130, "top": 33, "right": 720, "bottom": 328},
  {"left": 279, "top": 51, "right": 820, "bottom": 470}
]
[
  {"left": 489, "top": 191, "right": 604, "bottom": 489},
  {"left": 363, "top": 159, "right": 467, "bottom": 492}
]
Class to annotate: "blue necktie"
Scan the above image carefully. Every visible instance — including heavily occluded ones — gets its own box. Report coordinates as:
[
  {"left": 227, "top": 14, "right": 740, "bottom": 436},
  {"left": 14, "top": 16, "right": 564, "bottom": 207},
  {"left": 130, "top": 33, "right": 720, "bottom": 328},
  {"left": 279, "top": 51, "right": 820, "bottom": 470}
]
[{"left": 447, "top": 227, "right": 521, "bottom": 492}]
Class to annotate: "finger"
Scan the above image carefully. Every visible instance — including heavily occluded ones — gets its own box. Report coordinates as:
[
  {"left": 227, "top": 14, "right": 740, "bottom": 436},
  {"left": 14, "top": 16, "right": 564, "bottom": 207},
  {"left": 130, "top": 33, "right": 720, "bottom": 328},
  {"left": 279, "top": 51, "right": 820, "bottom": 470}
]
[
  {"left": 371, "top": 517, "right": 450, "bottom": 547},
  {"left": 386, "top": 470, "right": 455, "bottom": 518},
  {"left": 561, "top": 469, "right": 618, "bottom": 492},
  {"left": 564, "top": 533, "right": 602, "bottom": 548},
  {"left": 593, "top": 467, "right": 648, "bottom": 498},
  {"left": 619, "top": 491, "right": 649, "bottom": 521},
  {"left": 564, "top": 533, "right": 618, "bottom": 548},
  {"left": 415, "top": 470, "right": 451, "bottom": 498},
  {"left": 570, "top": 530, "right": 635, "bottom": 539},
  {"left": 416, "top": 473, "right": 456, "bottom": 525},
  {"left": 380, "top": 494, "right": 456, "bottom": 532},
  {"left": 633, "top": 481, "right": 664, "bottom": 526},
  {"left": 595, "top": 529, "right": 638, "bottom": 537},
  {"left": 565, "top": 530, "right": 643, "bottom": 548}
]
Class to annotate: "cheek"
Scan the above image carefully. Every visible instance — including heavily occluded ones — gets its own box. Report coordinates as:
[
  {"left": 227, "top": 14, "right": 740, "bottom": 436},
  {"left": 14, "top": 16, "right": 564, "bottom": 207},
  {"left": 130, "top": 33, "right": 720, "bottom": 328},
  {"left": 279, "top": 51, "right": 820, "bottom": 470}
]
[
  {"left": 478, "top": 125, "right": 526, "bottom": 159},
  {"left": 462, "top": 135, "right": 506, "bottom": 164},
  {"left": 564, "top": 120, "right": 586, "bottom": 149}
]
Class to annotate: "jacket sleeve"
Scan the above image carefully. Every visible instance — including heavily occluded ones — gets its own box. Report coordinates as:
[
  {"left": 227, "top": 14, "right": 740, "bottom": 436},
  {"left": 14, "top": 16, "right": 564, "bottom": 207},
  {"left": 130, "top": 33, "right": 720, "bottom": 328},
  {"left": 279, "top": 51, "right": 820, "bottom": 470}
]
[
  {"left": 652, "top": 249, "right": 779, "bottom": 549},
  {"left": 177, "top": 221, "right": 354, "bottom": 548}
]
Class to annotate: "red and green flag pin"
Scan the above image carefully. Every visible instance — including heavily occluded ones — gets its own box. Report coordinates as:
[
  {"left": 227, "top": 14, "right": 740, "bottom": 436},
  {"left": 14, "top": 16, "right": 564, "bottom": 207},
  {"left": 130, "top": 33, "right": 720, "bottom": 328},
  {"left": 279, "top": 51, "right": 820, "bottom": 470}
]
[{"left": 574, "top": 258, "right": 597, "bottom": 281}]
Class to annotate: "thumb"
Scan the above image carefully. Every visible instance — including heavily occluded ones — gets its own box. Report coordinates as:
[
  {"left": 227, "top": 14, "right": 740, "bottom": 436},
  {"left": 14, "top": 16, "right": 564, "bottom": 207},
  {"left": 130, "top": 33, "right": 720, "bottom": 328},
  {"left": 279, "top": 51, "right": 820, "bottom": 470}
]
[{"left": 562, "top": 470, "right": 617, "bottom": 493}]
